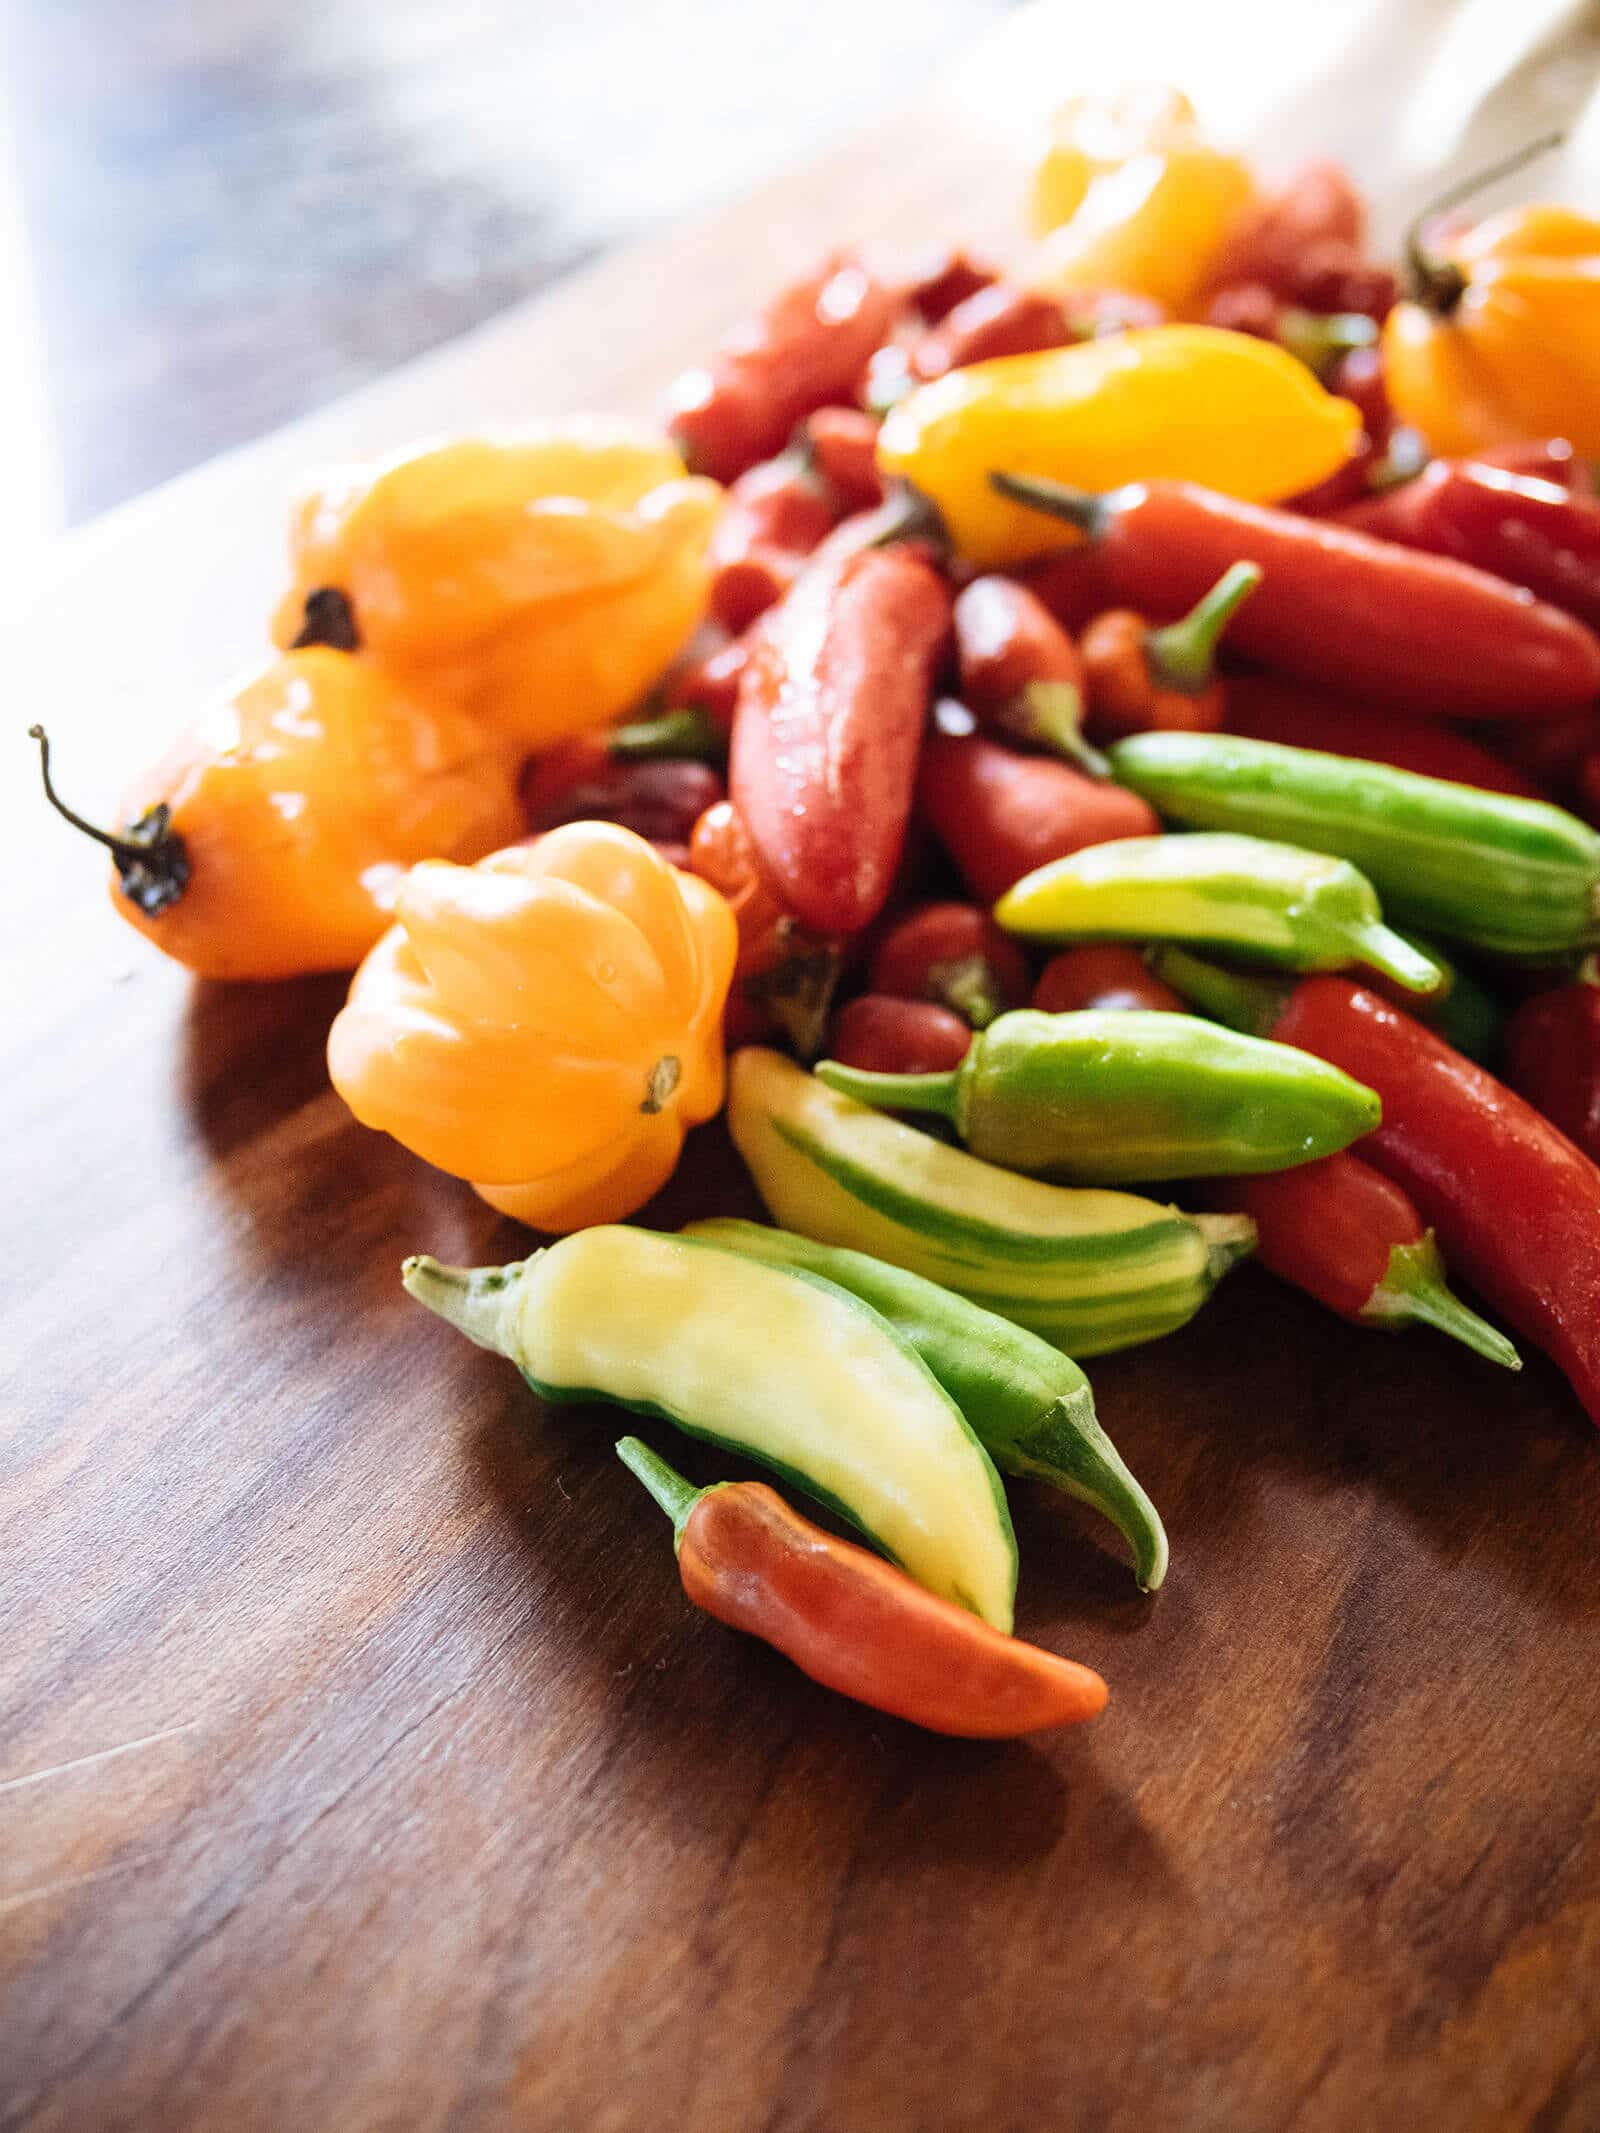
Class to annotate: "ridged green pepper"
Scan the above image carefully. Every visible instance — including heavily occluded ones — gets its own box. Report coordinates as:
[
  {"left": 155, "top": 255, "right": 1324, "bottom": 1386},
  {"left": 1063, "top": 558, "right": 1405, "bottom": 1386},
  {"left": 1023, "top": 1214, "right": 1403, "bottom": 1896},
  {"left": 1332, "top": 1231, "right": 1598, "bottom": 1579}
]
[
  {"left": 815, "top": 1008, "right": 1381, "bottom": 1183},
  {"left": 995, "top": 831, "right": 1444, "bottom": 994},
  {"left": 1108, "top": 731, "right": 1600, "bottom": 962},
  {"left": 727, "top": 1047, "right": 1255, "bottom": 1357},
  {"left": 404, "top": 1225, "right": 1017, "bottom": 1628},
  {"left": 684, "top": 1216, "right": 1168, "bottom": 1589}
]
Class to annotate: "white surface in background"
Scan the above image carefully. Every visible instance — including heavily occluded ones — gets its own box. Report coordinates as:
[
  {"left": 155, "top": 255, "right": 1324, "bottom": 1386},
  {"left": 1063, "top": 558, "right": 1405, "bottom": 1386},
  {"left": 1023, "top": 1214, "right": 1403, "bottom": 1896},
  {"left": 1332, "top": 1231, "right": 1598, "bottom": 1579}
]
[{"left": 3, "top": 0, "right": 1596, "bottom": 808}]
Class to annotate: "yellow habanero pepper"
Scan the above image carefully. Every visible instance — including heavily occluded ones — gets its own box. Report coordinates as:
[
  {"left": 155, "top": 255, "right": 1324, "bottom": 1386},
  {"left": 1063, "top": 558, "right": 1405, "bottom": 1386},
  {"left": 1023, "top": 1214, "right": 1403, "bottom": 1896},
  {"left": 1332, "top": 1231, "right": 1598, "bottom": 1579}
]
[
  {"left": 1026, "top": 86, "right": 1255, "bottom": 314},
  {"left": 1384, "top": 200, "right": 1600, "bottom": 460},
  {"left": 878, "top": 326, "right": 1360, "bottom": 568},
  {"left": 327, "top": 823, "right": 738, "bottom": 1232},
  {"left": 272, "top": 421, "right": 722, "bottom": 750}
]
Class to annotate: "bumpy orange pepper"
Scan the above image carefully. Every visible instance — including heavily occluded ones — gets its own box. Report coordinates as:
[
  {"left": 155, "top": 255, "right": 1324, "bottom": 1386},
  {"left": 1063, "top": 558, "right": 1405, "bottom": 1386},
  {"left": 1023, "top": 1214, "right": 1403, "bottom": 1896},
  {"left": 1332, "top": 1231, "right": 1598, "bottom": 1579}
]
[
  {"left": 32, "top": 649, "right": 525, "bottom": 981},
  {"left": 327, "top": 823, "right": 738, "bottom": 1231},
  {"left": 1027, "top": 86, "right": 1254, "bottom": 313},
  {"left": 272, "top": 423, "right": 723, "bottom": 748}
]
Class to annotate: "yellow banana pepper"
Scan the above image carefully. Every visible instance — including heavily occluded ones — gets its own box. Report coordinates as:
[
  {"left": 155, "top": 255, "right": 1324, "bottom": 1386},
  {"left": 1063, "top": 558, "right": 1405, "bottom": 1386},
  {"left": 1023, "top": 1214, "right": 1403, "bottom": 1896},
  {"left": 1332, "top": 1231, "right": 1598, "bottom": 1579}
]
[
  {"left": 1026, "top": 86, "right": 1254, "bottom": 313},
  {"left": 272, "top": 422, "right": 722, "bottom": 750},
  {"left": 327, "top": 823, "right": 738, "bottom": 1233},
  {"left": 1384, "top": 203, "right": 1600, "bottom": 459},
  {"left": 878, "top": 326, "right": 1360, "bottom": 568}
]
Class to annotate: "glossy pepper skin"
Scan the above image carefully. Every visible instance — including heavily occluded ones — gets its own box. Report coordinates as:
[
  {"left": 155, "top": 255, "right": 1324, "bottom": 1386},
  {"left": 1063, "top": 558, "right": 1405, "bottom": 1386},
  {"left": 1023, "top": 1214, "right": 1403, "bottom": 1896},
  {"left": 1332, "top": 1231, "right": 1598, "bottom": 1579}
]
[
  {"left": 616, "top": 1440, "right": 1103, "bottom": 1738},
  {"left": 1081, "top": 562, "right": 1259, "bottom": 742},
  {"left": 869, "top": 902, "right": 1030, "bottom": 1029},
  {"left": 521, "top": 729, "right": 724, "bottom": 851},
  {"left": 272, "top": 426, "right": 721, "bottom": 748},
  {"left": 729, "top": 544, "right": 951, "bottom": 937},
  {"left": 1384, "top": 204, "right": 1600, "bottom": 461},
  {"left": 918, "top": 729, "right": 1158, "bottom": 903},
  {"left": 1503, "top": 973, "right": 1600, "bottom": 1162},
  {"left": 828, "top": 994, "right": 973, "bottom": 1075},
  {"left": 1202, "top": 158, "right": 1366, "bottom": 302},
  {"left": 997, "top": 832, "right": 1443, "bottom": 996},
  {"left": 1027, "top": 87, "right": 1254, "bottom": 313},
  {"left": 707, "top": 448, "right": 838, "bottom": 632},
  {"left": 878, "top": 327, "right": 1359, "bottom": 569},
  {"left": 665, "top": 253, "right": 902, "bottom": 484},
  {"left": 1198, "top": 1155, "right": 1520, "bottom": 1368},
  {"left": 816, "top": 1007, "right": 1381, "bottom": 1186},
  {"left": 1108, "top": 731, "right": 1600, "bottom": 961},
  {"left": 34, "top": 650, "right": 526, "bottom": 982},
  {"left": 685, "top": 1220, "right": 1168, "bottom": 1589},
  {"left": 910, "top": 284, "right": 1072, "bottom": 382},
  {"left": 1224, "top": 673, "right": 1546, "bottom": 800},
  {"left": 952, "top": 576, "right": 1096, "bottom": 761},
  {"left": 1032, "top": 945, "right": 1184, "bottom": 1015},
  {"left": 328, "top": 825, "right": 736, "bottom": 1231},
  {"left": 994, "top": 473, "right": 1600, "bottom": 715},
  {"left": 687, "top": 800, "right": 841, "bottom": 1060}
]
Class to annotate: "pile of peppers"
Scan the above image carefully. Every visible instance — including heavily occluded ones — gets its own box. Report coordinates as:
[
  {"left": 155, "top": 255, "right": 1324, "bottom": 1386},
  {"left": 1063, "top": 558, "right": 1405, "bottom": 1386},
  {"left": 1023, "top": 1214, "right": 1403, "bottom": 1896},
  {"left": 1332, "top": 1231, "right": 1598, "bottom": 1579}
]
[{"left": 39, "top": 88, "right": 1600, "bottom": 1741}]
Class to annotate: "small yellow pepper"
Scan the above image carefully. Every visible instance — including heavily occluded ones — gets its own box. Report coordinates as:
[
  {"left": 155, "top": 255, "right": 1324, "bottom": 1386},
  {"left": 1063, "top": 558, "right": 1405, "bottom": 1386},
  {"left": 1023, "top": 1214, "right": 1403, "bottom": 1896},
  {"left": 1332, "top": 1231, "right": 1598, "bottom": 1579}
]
[
  {"left": 878, "top": 326, "right": 1360, "bottom": 568},
  {"left": 1026, "top": 86, "right": 1254, "bottom": 314},
  {"left": 1384, "top": 202, "right": 1600, "bottom": 459},
  {"left": 272, "top": 421, "right": 722, "bottom": 749},
  {"left": 327, "top": 824, "right": 738, "bottom": 1232}
]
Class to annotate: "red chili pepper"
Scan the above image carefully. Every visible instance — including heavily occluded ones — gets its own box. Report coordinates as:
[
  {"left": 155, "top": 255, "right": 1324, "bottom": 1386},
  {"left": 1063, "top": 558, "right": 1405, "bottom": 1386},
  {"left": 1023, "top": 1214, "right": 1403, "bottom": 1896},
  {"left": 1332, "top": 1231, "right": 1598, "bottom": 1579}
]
[
  {"left": 1338, "top": 461, "right": 1600, "bottom": 634},
  {"left": 906, "top": 249, "right": 999, "bottom": 323},
  {"left": 1204, "top": 158, "right": 1367, "bottom": 301},
  {"left": 869, "top": 900, "right": 1031, "bottom": 1028},
  {"left": 952, "top": 575, "right": 1098, "bottom": 760},
  {"left": 666, "top": 636, "right": 750, "bottom": 734},
  {"left": 1329, "top": 344, "right": 1394, "bottom": 449},
  {"left": 1031, "top": 944, "right": 1184, "bottom": 1015},
  {"left": 1285, "top": 244, "right": 1396, "bottom": 321},
  {"left": 910, "top": 283, "right": 1072, "bottom": 382},
  {"left": 803, "top": 406, "right": 885, "bottom": 514},
  {"left": 993, "top": 474, "right": 1600, "bottom": 715},
  {"left": 521, "top": 741, "right": 724, "bottom": 848},
  {"left": 688, "top": 799, "right": 840, "bottom": 1059},
  {"left": 918, "top": 728, "right": 1158, "bottom": 903},
  {"left": 1015, "top": 548, "right": 1118, "bottom": 636},
  {"left": 666, "top": 253, "right": 903, "bottom": 483},
  {"left": 617, "top": 1437, "right": 1106, "bottom": 1739},
  {"left": 729, "top": 545, "right": 950, "bottom": 937},
  {"left": 1198, "top": 1154, "right": 1519, "bottom": 1365},
  {"left": 1470, "top": 439, "right": 1593, "bottom": 492},
  {"left": 828, "top": 993, "right": 974, "bottom": 1075},
  {"left": 1224, "top": 673, "right": 1548, "bottom": 799},
  {"left": 1503, "top": 971, "right": 1600, "bottom": 1162},
  {"left": 708, "top": 449, "right": 840, "bottom": 633},
  {"left": 1081, "top": 562, "right": 1260, "bottom": 741}
]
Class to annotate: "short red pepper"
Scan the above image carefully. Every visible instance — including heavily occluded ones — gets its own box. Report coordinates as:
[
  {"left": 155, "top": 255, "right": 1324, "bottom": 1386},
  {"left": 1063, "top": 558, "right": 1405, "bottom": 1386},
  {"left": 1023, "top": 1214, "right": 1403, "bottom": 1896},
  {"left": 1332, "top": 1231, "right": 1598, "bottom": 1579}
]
[
  {"left": 952, "top": 575, "right": 1096, "bottom": 760},
  {"left": 869, "top": 900, "right": 1031, "bottom": 1028},
  {"left": 910, "top": 283, "right": 1073, "bottom": 380},
  {"left": 708, "top": 449, "right": 840, "bottom": 632},
  {"left": 1031, "top": 944, "right": 1184, "bottom": 1015},
  {"left": 828, "top": 993, "right": 974, "bottom": 1075},
  {"left": 1080, "top": 562, "right": 1260, "bottom": 741},
  {"left": 1502, "top": 967, "right": 1600, "bottom": 1163}
]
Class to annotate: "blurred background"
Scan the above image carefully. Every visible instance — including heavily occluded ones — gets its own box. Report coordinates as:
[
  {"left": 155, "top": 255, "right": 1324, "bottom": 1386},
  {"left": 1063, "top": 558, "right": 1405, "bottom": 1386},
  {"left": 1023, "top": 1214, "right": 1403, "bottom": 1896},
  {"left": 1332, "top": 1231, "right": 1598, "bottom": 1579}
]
[{"left": 0, "top": 0, "right": 1023, "bottom": 538}]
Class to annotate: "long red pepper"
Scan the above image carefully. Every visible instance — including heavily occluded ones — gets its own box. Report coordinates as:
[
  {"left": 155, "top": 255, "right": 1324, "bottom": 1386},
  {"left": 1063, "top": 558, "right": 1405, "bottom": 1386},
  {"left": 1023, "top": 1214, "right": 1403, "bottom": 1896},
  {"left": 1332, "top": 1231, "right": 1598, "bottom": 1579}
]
[
  {"left": 729, "top": 544, "right": 950, "bottom": 937},
  {"left": 1224, "top": 674, "right": 1547, "bottom": 799},
  {"left": 917, "top": 728, "right": 1158, "bottom": 902},
  {"left": 992, "top": 474, "right": 1600, "bottom": 715},
  {"left": 666, "top": 253, "right": 902, "bottom": 483},
  {"left": 1503, "top": 972, "right": 1600, "bottom": 1163},
  {"left": 1198, "top": 1154, "right": 1520, "bottom": 1366},
  {"left": 617, "top": 1437, "right": 1106, "bottom": 1738},
  {"left": 1338, "top": 460, "right": 1600, "bottom": 633},
  {"left": 1031, "top": 945, "right": 1184, "bottom": 1015}
]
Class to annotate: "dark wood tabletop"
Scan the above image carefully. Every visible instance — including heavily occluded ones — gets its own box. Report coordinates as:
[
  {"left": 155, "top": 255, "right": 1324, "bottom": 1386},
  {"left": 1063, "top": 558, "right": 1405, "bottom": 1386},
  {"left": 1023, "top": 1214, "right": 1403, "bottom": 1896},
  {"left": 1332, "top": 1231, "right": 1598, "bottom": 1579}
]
[{"left": 3, "top": 7, "right": 1600, "bottom": 2131}]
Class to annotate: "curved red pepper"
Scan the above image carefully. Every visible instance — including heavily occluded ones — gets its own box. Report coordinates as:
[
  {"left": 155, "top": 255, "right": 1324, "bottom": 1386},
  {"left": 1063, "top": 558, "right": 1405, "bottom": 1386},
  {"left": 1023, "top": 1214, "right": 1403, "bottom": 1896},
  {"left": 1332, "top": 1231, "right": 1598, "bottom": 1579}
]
[{"left": 1224, "top": 673, "right": 1547, "bottom": 798}]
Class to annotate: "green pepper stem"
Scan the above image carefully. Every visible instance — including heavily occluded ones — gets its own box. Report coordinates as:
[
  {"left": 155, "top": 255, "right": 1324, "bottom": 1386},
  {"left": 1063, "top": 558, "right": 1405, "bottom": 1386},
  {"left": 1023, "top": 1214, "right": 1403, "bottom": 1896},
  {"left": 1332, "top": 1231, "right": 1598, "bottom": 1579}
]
[
  {"left": 609, "top": 704, "right": 726, "bottom": 762},
  {"left": 1403, "top": 132, "right": 1564, "bottom": 313},
  {"left": 1144, "top": 563, "right": 1262, "bottom": 694},
  {"left": 616, "top": 1435, "right": 704, "bottom": 1546},
  {"left": 1275, "top": 307, "right": 1377, "bottom": 378},
  {"left": 1348, "top": 924, "right": 1446, "bottom": 997},
  {"left": 930, "top": 953, "right": 1000, "bottom": 1030},
  {"left": 1146, "top": 947, "right": 1288, "bottom": 1037},
  {"left": 401, "top": 1253, "right": 528, "bottom": 1356},
  {"left": 830, "top": 480, "right": 948, "bottom": 560},
  {"left": 1366, "top": 1237, "right": 1521, "bottom": 1371},
  {"left": 989, "top": 471, "right": 1112, "bottom": 540},
  {"left": 1019, "top": 681, "right": 1110, "bottom": 778},
  {"left": 814, "top": 1058, "right": 962, "bottom": 1121}
]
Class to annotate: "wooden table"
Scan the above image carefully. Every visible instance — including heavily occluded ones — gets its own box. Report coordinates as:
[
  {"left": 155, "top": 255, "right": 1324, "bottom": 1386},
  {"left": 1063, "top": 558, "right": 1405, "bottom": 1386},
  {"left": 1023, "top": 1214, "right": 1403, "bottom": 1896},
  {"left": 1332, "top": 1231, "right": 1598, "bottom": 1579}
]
[{"left": 5, "top": 8, "right": 1599, "bottom": 2129}]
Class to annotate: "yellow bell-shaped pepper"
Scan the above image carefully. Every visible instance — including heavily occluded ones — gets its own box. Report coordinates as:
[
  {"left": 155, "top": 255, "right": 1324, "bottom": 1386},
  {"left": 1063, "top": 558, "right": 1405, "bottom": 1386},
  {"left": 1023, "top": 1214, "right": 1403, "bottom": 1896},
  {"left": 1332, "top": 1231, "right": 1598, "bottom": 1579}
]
[
  {"left": 1383, "top": 204, "right": 1600, "bottom": 459},
  {"left": 1026, "top": 86, "right": 1255, "bottom": 314},
  {"left": 272, "top": 421, "right": 722, "bottom": 750},
  {"left": 878, "top": 325, "right": 1360, "bottom": 568},
  {"left": 327, "top": 824, "right": 738, "bottom": 1232}
]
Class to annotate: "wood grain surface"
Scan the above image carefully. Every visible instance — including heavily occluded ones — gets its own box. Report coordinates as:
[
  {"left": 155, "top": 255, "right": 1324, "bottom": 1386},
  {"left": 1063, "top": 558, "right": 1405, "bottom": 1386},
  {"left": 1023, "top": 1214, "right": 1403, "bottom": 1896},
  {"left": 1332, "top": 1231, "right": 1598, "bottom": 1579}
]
[{"left": 5, "top": 11, "right": 1600, "bottom": 2131}]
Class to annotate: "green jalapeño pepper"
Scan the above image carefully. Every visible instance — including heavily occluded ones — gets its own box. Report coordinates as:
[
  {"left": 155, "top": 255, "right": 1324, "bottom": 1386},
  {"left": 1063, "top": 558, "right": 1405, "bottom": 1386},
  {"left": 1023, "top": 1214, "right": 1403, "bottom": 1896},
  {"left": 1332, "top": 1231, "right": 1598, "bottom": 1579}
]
[
  {"left": 684, "top": 1217, "right": 1168, "bottom": 1589},
  {"left": 727, "top": 1048, "right": 1256, "bottom": 1359},
  {"left": 1108, "top": 731, "right": 1600, "bottom": 962},
  {"left": 815, "top": 1008, "right": 1381, "bottom": 1184},
  {"left": 995, "top": 832, "right": 1444, "bottom": 994},
  {"left": 404, "top": 1225, "right": 1017, "bottom": 1628}
]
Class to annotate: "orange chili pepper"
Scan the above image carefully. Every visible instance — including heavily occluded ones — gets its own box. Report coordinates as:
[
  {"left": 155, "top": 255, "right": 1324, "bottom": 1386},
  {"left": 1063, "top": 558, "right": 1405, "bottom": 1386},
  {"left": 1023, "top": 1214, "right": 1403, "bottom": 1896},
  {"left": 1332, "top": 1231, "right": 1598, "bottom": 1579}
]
[
  {"left": 1081, "top": 562, "right": 1260, "bottom": 741},
  {"left": 32, "top": 650, "right": 524, "bottom": 982},
  {"left": 688, "top": 799, "right": 840, "bottom": 1058},
  {"left": 327, "top": 824, "right": 736, "bottom": 1231},
  {"left": 617, "top": 1437, "right": 1107, "bottom": 1739}
]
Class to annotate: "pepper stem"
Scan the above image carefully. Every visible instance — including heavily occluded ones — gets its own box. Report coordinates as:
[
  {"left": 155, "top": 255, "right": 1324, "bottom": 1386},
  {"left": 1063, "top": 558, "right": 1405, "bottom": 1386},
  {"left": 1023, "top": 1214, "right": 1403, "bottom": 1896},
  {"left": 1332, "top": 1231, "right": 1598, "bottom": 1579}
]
[
  {"left": 1145, "top": 563, "right": 1262, "bottom": 694},
  {"left": 401, "top": 1253, "right": 531, "bottom": 1356},
  {"left": 929, "top": 952, "right": 1000, "bottom": 1030},
  {"left": 616, "top": 1435, "right": 704, "bottom": 1547},
  {"left": 609, "top": 703, "right": 726, "bottom": 763},
  {"left": 1348, "top": 924, "right": 1446, "bottom": 997},
  {"left": 1366, "top": 1236, "right": 1522, "bottom": 1371},
  {"left": 1018, "top": 681, "right": 1110, "bottom": 779},
  {"left": 989, "top": 471, "right": 1112, "bottom": 540},
  {"left": 1275, "top": 308, "right": 1377, "bottom": 379},
  {"left": 1404, "top": 132, "right": 1564, "bottom": 313},
  {"left": 1147, "top": 947, "right": 1288, "bottom": 1037},
  {"left": 30, "top": 724, "right": 192, "bottom": 917},
  {"left": 813, "top": 1058, "right": 962, "bottom": 1122}
]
